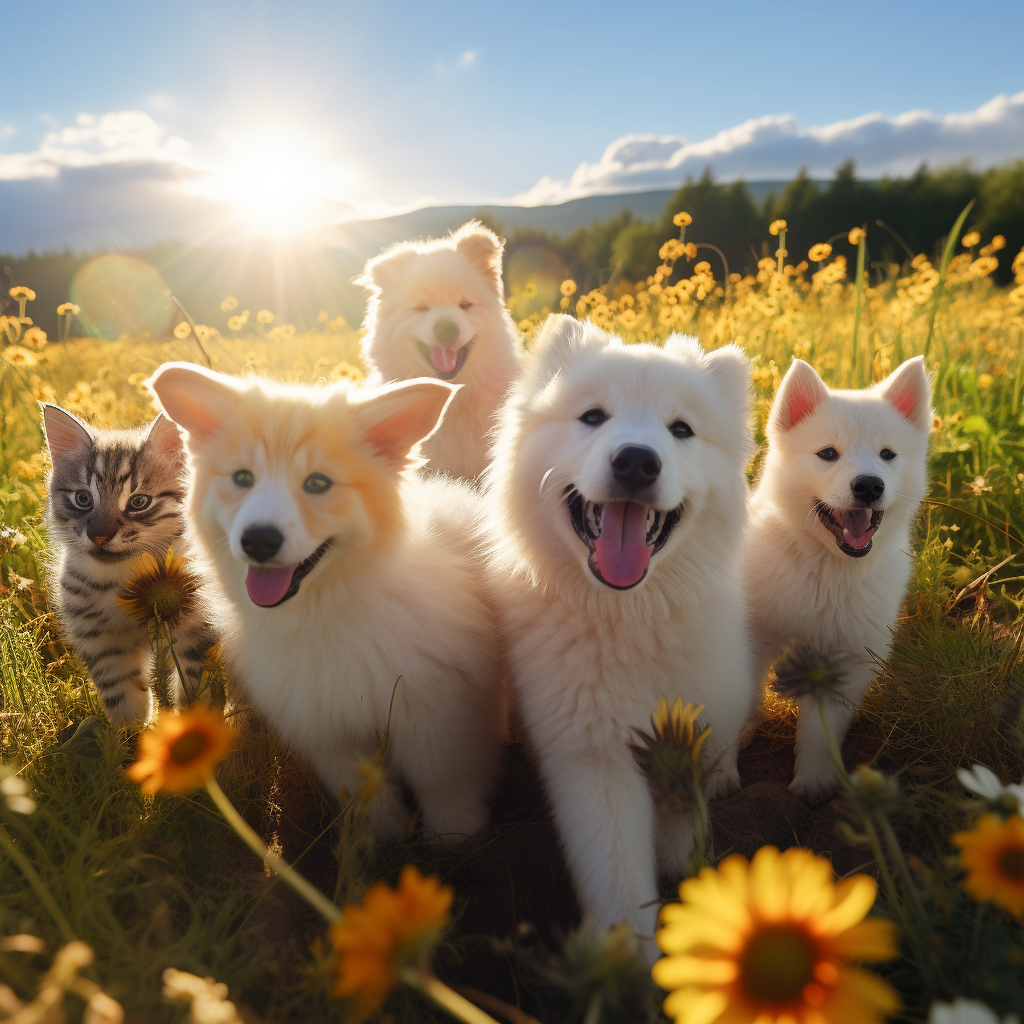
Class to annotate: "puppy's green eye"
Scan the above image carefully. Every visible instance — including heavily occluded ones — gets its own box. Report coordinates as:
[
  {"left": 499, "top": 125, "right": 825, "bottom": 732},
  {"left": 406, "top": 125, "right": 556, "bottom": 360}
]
[
  {"left": 303, "top": 472, "right": 333, "bottom": 494},
  {"left": 816, "top": 447, "right": 840, "bottom": 462},
  {"left": 233, "top": 469, "right": 254, "bottom": 487}
]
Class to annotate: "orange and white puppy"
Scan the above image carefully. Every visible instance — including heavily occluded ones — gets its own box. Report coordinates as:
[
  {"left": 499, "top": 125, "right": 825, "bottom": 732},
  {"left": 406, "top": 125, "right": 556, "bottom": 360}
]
[
  {"left": 357, "top": 221, "right": 523, "bottom": 480},
  {"left": 148, "top": 364, "right": 502, "bottom": 841}
]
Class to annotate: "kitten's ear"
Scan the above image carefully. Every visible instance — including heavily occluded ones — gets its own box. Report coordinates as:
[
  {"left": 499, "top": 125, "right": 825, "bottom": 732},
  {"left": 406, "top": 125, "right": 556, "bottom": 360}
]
[
  {"left": 352, "top": 378, "right": 457, "bottom": 468},
  {"left": 146, "top": 414, "right": 185, "bottom": 466},
  {"left": 42, "top": 404, "right": 93, "bottom": 469},
  {"left": 147, "top": 363, "right": 241, "bottom": 444},
  {"left": 769, "top": 359, "right": 830, "bottom": 433},
  {"left": 879, "top": 356, "right": 932, "bottom": 431}
]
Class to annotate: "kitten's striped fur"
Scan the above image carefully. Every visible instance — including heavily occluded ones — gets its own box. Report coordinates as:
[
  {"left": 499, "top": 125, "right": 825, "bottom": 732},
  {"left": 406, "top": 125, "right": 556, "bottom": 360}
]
[{"left": 42, "top": 404, "right": 217, "bottom": 727}]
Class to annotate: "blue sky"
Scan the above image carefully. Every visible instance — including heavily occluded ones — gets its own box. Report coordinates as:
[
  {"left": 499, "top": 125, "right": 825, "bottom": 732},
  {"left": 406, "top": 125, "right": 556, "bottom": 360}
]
[{"left": 3, "top": 0, "right": 1024, "bottom": 250}]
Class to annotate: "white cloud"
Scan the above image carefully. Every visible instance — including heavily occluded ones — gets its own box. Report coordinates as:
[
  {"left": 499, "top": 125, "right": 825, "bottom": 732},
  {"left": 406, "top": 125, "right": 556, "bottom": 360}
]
[
  {"left": 456, "top": 48, "right": 478, "bottom": 70},
  {"left": 515, "top": 90, "right": 1024, "bottom": 204}
]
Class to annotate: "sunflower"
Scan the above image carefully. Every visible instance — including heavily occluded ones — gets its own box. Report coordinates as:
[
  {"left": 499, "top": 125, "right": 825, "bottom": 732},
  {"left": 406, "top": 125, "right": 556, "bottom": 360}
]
[
  {"left": 630, "top": 699, "right": 711, "bottom": 817},
  {"left": 773, "top": 644, "right": 847, "bottom": 702},
  {"left": 128, "top": 705, "right": 233, "bottom": 794},
  {"left": 953, "top": 813, "right": 1024, "bottom": 916},
  {"left": 329, "top": 865, "right": 453, "bottom": 1020},
  {"left": 116, "top": 548, "right": 200, "bottom": 629},
  {"left": 653, "top": 846, "right": 900, "bottom": 1024}
]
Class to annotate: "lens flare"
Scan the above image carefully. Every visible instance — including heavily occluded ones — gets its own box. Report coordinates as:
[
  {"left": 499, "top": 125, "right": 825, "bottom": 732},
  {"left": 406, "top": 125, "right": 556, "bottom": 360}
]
[{"left": 70, "top": 255, "right": 175, "bottom": 339}]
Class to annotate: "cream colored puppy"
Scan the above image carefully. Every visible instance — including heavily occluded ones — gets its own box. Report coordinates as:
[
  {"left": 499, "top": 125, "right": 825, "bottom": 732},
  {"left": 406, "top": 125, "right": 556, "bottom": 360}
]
[
  {"left": 741, "top": 357, "right": 932, "bottom": 803},
  {"left": 148, "top": 364, "right": 503, "bottom": 842},
  {"left": 485, "top": 315, "right": 756, "bottom": 954},
  {"left": 357, "top": 221, "right": 523, "bottom": 479}
]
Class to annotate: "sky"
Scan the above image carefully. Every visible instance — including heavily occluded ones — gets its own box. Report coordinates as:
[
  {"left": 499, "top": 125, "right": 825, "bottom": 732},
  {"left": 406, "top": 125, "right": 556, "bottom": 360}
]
[{"left": 3, "top": 0, "right": 1024, "bottom": 252}]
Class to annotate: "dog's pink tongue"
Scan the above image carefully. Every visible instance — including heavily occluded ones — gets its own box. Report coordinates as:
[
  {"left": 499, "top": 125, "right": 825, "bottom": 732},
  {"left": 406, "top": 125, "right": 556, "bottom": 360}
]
[
  {"left": 430, "top": 346, "right": 459, "bottom": 374},
  {"left": 245, "top": 564, "right": 298, "bottom": 607},
  {"left": 839, "top": 508, "right": 874, "bottom": 549},
  {"left": 594, "top": 501, "right": 653, "bottom": 587}
]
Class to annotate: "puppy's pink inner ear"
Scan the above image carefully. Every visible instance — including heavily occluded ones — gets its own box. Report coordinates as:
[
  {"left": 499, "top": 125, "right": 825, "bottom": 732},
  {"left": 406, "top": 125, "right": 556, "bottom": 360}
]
[
  {"left": 361, "top": 385, "right": 452, "bottom": 465},
  {"left": 886, "top": 378, "right": 924, "bottom": 424},
  {"left": 785, "top": 390, "right": 818, "bottom": 428}
]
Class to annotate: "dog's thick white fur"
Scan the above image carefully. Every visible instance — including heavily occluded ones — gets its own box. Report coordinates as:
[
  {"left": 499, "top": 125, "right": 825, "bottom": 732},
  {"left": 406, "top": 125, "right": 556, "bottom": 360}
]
[
  {"left": 148, "top": 364, "right": 502, "bottom": 842},
  {"left": 357, "top": 220, "right": 523, "bottom": 480},
  {"left": 484, "top": 315, "right": 756, "bottom": 951},
  {"left": 741, "top": 357, "right": 932, "bottom": 803}
]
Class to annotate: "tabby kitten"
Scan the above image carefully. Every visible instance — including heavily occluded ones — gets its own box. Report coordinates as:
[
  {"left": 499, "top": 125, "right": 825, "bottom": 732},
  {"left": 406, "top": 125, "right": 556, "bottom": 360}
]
[{"left": 42, "top": 404, "right": 217, "bottom": 727}]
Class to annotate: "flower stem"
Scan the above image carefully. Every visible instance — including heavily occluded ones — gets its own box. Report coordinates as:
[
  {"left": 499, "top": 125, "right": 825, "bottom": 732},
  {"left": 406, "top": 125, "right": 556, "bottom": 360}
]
[
  {"left": 401, "top": 968, "right": 503, "bottom": 1024},
  {"left": 205, "top": 778, "right": 340, "bottom": 923},
  {"left": 159, "top": 615, "right": 189, "bottom": 706},
  {"left": 0, "top": 825, "right": 77, "bottom": 943}
]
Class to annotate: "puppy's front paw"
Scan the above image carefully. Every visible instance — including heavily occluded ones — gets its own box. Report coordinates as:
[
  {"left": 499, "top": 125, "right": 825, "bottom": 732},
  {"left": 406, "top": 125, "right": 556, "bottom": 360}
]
[
  {"left": 788, "top": 764, "right": 840, "bottom": 806},
  {"left": 704, "top": 765, "right": 742, "bottom": 801}
]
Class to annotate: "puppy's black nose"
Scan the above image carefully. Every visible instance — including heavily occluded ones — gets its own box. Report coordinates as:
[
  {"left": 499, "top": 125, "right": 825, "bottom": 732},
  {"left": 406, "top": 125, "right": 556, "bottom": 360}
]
[
  {"left": 611, "top": 445, "right": 662, "bottom": 492},
  {"left": 433, "top": 319, "right": 459, "bottom": 345},
  {"left": 241, "top": 525, "right": 284, "bottom": 563},
  {"left": 851, "top": 475, "right": 885, "bottom": 504}
]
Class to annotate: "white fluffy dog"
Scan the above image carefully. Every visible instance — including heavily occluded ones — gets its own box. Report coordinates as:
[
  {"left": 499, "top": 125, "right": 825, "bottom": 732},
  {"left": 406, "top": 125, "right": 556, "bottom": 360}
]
[
  {"left": 357, "top": 221, "right": 523, "bottom": 480},
  {"left": 148, "top": 363, "right": 502, "bottom": 842},
  {"left": 740, "top": 357, "right": 932, "bottom": 803},
  {"left": 485, "top": 315, "right": 756, "bottom": 951}
]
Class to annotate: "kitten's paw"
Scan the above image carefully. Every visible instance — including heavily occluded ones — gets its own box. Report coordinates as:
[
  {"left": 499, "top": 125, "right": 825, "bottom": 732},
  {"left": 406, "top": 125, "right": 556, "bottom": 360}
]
[
  {"left": 789, "top": 764, "right": 840, "bottom": 806},
  {"left": 704, "top": 764, "right": 742, "bottom": 801}
]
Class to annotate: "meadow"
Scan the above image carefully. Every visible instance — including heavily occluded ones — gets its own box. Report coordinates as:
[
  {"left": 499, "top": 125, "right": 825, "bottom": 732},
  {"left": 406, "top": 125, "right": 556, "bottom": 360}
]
[{"left": 0, "top": 212, "right": 1023, "bottom": 1023}]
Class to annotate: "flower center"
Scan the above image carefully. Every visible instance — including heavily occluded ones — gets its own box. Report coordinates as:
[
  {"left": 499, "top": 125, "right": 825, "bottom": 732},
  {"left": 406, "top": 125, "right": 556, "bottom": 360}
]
[
  {"left": 169, "top": 730, "right": 210, "bottom": 765},
  {"left": 998, "top": 845, "right": 1024, "bottom": 881},
  {"left": 146, "top": 580, "right": 185, "bottom": 619},
  {"left": 739, "top": 925, "right": 819, "bottom": 1005}
]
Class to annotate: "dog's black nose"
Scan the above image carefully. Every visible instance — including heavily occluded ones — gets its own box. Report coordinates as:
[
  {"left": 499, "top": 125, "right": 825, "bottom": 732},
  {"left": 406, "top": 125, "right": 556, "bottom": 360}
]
[
  {"left": 851, "top": 475, "right": 885, "bottom": 504},
  {"left": 611, "top": 445, "right": 662, "bottom": 492},
  {"left": 241, "top": 525, "right": 284, "bottom": 563},
  {"left": 433, "top": 319, "right": 459, "bottom": 345}
]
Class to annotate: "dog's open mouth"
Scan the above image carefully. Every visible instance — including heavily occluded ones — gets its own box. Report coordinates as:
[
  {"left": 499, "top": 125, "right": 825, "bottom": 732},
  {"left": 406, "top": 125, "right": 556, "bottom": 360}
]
[
  {"left": 416, "top": 339, "right": 474, "bottom": 380},
  {"left": 816, "top": 503, "right": 883, "bottom": 557},
  {"left": 244, "top": 540, "right": 331, "bottom": 607},
  {"left": 567, "top": 490, "right": 681, "bottom": 589}
]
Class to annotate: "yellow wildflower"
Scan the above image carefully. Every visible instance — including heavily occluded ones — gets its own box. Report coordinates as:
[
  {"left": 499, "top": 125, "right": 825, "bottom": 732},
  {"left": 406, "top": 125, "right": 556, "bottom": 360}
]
[
  {"left": 769, "top": 220, "right": 787, "bottom": 236},
  {"left": 808, "top": 243, "right": 832, "bottom": 262},
  {"left": 961, "top": 230, "right": 981, "bottom": 248},
  {"left": 673, "top": 211, "right": 693, "bottom": 227},
  {"left": 954, "top": 813, "right": 1024, "bottom": 916},
  {"left": 848, "top": 227, "right": 867, "bottom": 246},
  {"left": 173, "top": 322, "right": 192, "bottom": 339},
  {"left": 220, "top": 296, "right": 239, "bottom": 312},
  {"left": 256, "top": 309, "right": 275, "bottom": 325},
  {"left": 128, "top": 705, "right": 234, "bottom": 795}
]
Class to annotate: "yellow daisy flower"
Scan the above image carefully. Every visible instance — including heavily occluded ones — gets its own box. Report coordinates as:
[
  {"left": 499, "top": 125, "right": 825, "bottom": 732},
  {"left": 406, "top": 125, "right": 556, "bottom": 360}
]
[
  {"left": 848, "top": 227, "right": 867, "bottom": 246},
  {"left": 3, "top": 345, "right": 38, "bottom": 367},
  {"left": 808, "top": 243, "right": 833, "bottom": 263},
  {"left": 116, "top": 547, "right": 199, "bottom": 629},
  {"left": 673, "top": 211, "right": 693, "bottom": 227},
  {"left": 23, "top": 326, "right": 48, "bottom": 350},
  {"left": 256, "top": 309, "right": 275, "bottom": 325},
  {"left": 173, "top": 321, "right": 192, "bottom": 339},
  {"left": 630, "top": 699, "right": 711, "bottom": 817},
  {"left": 220, "top": 295, "right": 239, "bottom": 312},
  {"left": 769, "top": 220, "right": 787, "bottom": 236},
  {"left": 653, "top": 846, "right": 900, "bottom": 1024},
  {"left": 560, "top": 279, "right": 577, "bottom": 297},
  {"left": 961, "top": 230, "right": 981, "bottom": 249},
  {"left": 329, "top": 865, "right": 453, "bottom": 1020},
  {"left": 128, "top": 705, "right": 233, "bottom": 795},
  {"left": 8, "top": 286, "right": 35, "bottom": 302},
  {"left": 953, "top": 813, "right": 1024, "bottom": 916}
]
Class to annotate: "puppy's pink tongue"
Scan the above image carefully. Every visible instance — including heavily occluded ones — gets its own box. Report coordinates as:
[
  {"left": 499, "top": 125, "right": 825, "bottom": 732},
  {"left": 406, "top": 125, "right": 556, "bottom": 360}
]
[
  {"left": 593, "top": 501, "right": 653, "bottom": 587},
  {"left": 245, "top": 564, "right": 298, "bottom": 607},
  {"left": 839, "top": 508, "right": 874, "bottom": 549},
  {"left": 430, "top": 346, "right": 459, "bottom": 374}
]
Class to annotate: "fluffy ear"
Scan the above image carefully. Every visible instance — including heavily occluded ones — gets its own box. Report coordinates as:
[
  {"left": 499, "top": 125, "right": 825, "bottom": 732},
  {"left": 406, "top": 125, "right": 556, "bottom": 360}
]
[
  {"left": 769, "top": 359, "right": 830, "bottom": 433},
  {"left": 531, "top": 314, "right": 601, "bottom": 370},
  {"left": 879, "top": 356, "right": 932, "bottom": 431},
  {"left": 147, "top": 363, "right": 242, "bottom": 444},
  {"left": 704, "top": 344, "right": 752, "bottom": 416},
  {"left": 352, "top": 378, "right": 457, "bottom": 467},
  {"left": 453, "top": 220, "right": 505, "bottom": 297},
  {"left": 42, "top": 404, "right": 93, "bottom": 469},
  {"left": 353, "top": 245, "right": 419, "bottom": 293},
  {"left": 146, "top": 413, "right": 185, "bottom": 467}
]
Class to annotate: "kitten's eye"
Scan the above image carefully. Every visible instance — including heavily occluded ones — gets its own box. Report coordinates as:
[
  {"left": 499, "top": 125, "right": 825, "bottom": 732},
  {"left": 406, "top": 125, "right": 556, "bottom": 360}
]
[
  {"left": 880, "top": 448, "right": 896, "bottom": 461},
  {"left": 233, "top": 469, "right": 255, "bottom": 487},
  {"left": 816, "top": 447, "right": 840, "bottom": 462},
  {"left": 460, "top": 301, "right": 472, "bottom": 310},
  {"left": 303, "top": 472, "right": 333, "bottom": 494},
  {"left": 669, "top": 421, "right": 694, "bottom": 439},
  {"left": 73, "top": 490, "right": 93, "bottom": 509},
  {"left": 128, "top": 494, "right": 151, "bottom": 511},
  {"left": 579, "top": 408, "right": 608, "bottom": 427}
]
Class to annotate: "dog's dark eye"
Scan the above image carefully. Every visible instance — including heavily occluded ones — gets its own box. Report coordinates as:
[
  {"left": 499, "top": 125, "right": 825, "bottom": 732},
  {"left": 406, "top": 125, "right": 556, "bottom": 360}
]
[
  {"left": 816, "top": 447, "right": 840, "bottom": 462},
  {"left": 880, "top": 448, "right": 896, "bottom": 461},
  {"left": 669, "top": 421, "right": 693, "bottom": 439},
  {"left": 73, "top": 490, "right": 93, "bottom": 509},
  {"left": 127, "top": 494, "right": 151, "bottom": 511},
  {"left": 303, "top": 472, "right": 333, "bottom": 494},
  {"left": 579, "top": 408, "right": 608, "bottom": 427},
  {"left": 460, "top": 301, "right": 472, "bottom": 310},
  {"left": 233, "top": 469, "right": 255, "bottom": 487}
]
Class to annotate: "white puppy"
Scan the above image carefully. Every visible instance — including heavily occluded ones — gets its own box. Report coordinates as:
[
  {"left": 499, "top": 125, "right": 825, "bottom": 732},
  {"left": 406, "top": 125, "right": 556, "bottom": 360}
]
[
  {"left": 148, "top": 364, "right": 503, "bottom": 842},
  {"left": 357, "top": 221, "right": 523, "bottom": 480},
  {"left": 741, "top": 357, "right": 932, "bottom": 803},
  {"left": 485, "top": 315, "right": 756, "bottom": 952}
]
